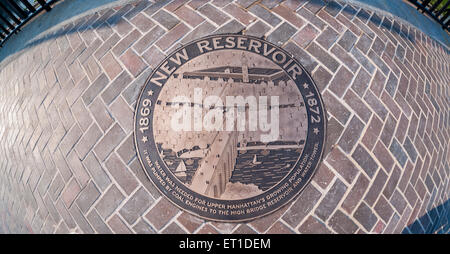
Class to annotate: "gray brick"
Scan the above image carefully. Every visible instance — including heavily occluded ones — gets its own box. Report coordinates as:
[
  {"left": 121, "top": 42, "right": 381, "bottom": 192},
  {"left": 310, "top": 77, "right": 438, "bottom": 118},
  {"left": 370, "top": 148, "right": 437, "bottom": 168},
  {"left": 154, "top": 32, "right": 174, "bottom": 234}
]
[
  {"left": 75, "top": 123, "right": 102, "bottom": 160},
  {"left": 144, "top": 0, "right": 169, "bottom": 16},
  {"left": 82, "top": 153, "right": 111, "bottom": 192},
  {"left": 59, "top": 124, "right": 83, "bottom": 156},
  {"left": 266, "top": 22, "right": 297, "bottom": 46},
  {"left": 283, "top": 41, "right": 318, "bottom": 73},
  {"left": 58, "top": 100, "right": 76, "bottom": 131},
  {"left": 368, "top": 49, "right": 390, "bottom": 75},
  {"left": 236, "top": 0, "right": 258, "bottom": 8},
  {"left": 109, "top": 96, "right": 134, "bottom": 133},
  {"left": 338, "top": 30, "right": 357, "bottom": 51},
  {"left": 47, "top": 123, "right": 66, "bottom": 153},
  {"left": 365, "top": 169, "right": 388, "bottom": 205},
  {"left": 199, "top": 4, "right": 230, "bottom": 26},
  {"left": 181, "top": 21, "right": 215, "bottom": 44},
  {"left": 94, "top": 33, "right": 121, "bottom": 60},
  {"left": 88, "top": 98, "right": 114, "bottom": 132},
  {"left": 307, "top": 42, "right": 340, "bottom": 72},
  {"left": 328, "top": 66, "right": 353, "bottom": 97},
  {"left": 129, "top": 158, "right": 161, "bottom": 199},
  {"left": 133, "top": 219, "right": 156, "bottom": 234},
  {"left": 304, "top": 0, "right": 327, "bottom": 14},
  {"left": 352, "top": 144, "right": 378, "bottom": 178},
  {"left": 67, "top": 151, "right": 90, "bottom": 188},
  {"left": 331, "top": 44, "right": 360, "bottom": 73},
  {"left": 94, "top": 123, "right": 126, "bottom": 161},
  {"left": 385, "top": 72, "right": 398, "bottom": 97},
  {"left": 403, "top": 137, "right": 418, "bottom": 163},
  {"left": 315, "top": 178, "right": 347, "bottom": 221},
  {"left": 105, "top": 153, "right": 138, "bottom": 195},
  {"left": 49, "top": 173, "right": 65, "bottom": 201},
  {"left": 101, "top": 71, "right": 133, "bottom": 105},
  {"left": 133, "top": 25, "right": 165, "bottom": 55},
  {"left": 67, "top": 77, "right": 90, "bottom": 107},
  {"left": 354, "top": 202, "right": 378, "bottom": 231},
  {"left": 351, "top": 68, "right": 371, "bottom": 97},
  {"left": 119, "top": 187, "right": 154, "bottom": 224},
  {"left": 371, "top": 36, "right": 386, "bottom": 54},
  {"left": 107, "top": 215, "right": 133, "bottom": 234},
  {"left": 364, "top": 91, "right": 388, "bottom": 120},
  {"left": 86, "top": 209, "right": 113, "bottom": 234},
  {"left": 374, "top": 195, "right": 394, "bottom": 223},
  {"left": 117, "top": 134, "right": 136, "bottom": 164},
  {"left": 96, "top": 184, "right": 125, "bottom": 219},
  {"left": 282, "top": 184, "right": 322, "bottom": 227},
  {"left": 122, "top": 68, "right": 153, "bottom": 105},
  {"left": 82, "top": 73, "right": 110, "bottom": 106},
  {"left": 69, "top": 205, "right": 94, "bottom": 233},
  {"left": 260, "top": 0, "right": 282, "bottom": 9},
  {"left": 316, "top": 27, "right": 339, "bottom": 49},
  {"left": 324, "top": 1, "right": 343, "bottom": 17},
  {"left": 338, "top": 116, "right": 365, "bottom": 154},
  {"left": 112, "top": 29, "right": 142, "bottom": 56},
  {"left": 152, "top": 9, "right": 179, "bottom": 30},
  {"left": 350, "top": 47, "right": 375, "bottom": 74},
  {"left": 55, "top": 199, "right": 76, "bottom": 229},
  {"left": 76, "top": 181, "right": 101, "bottom": 213},
  {"left": 390, "top": 138, "right": 408, "bottom": 167},
  {"left": 329, "top": 210, "right": 359, "bottom": 234},
  {"left": 214, "top": 19, "right": 245, "bottom": 34},
  {"left": 249, "top": 4, "right": 281, "bottom": 26},
  {"left": 297, "top": 7, "right": 326, "bottom": 30},
  {"left": 245, "top": 21, "right": 271, "bottom": 38},
  {"left": 53, "top": 148, "right": 73, "bottom": 182}
]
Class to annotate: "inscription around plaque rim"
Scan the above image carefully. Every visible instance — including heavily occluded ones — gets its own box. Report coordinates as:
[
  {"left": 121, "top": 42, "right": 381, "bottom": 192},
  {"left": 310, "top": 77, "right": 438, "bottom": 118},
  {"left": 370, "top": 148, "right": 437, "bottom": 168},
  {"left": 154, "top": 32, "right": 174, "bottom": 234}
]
[{"left": 134, "top": 34, "right": 327, "bottom": 222}]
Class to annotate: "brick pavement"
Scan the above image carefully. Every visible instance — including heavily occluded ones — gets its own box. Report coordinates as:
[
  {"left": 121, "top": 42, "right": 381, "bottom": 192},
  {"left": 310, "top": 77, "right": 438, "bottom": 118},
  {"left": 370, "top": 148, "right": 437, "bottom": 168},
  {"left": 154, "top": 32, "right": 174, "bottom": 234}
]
[{"left": 0, "top": 0, "right": 448, "bottom": 234}]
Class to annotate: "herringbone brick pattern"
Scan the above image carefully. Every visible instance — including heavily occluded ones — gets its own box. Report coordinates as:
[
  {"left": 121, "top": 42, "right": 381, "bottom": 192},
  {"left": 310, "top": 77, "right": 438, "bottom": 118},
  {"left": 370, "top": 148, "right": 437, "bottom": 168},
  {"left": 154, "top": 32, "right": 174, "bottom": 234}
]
[{"left": 0, "top": 0, "right": 448, "bottom": 234}]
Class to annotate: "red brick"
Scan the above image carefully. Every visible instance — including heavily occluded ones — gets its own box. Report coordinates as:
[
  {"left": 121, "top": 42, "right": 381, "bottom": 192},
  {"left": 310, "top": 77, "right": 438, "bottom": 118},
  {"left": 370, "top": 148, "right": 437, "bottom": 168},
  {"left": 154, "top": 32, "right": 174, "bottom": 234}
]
[
  {"left": 326, "top": 148, "right": 359, "bottom": 184},
  {"left": 177, "top": 212, "right": 204, "bottom": 233},
  {"left": 361, "top": 115, "right": 383, "bottom": 150},
  {"left": 382, "top": 165, "right": 401, "bottom": 199},
  {"left": 298, "top": 216, "right": 332, "bottom": 234},
  {"left": 373, "top": 141, "right": 395, "bottom": 172},
  {"left": 364, "top": 169, "right": 388, "bottom": 206},
  {"left": 130, "top": 13, "right": 155, "bottom": 32},
  {"left": 342, "top": 173, "right": 370, "bottom": 214},
  {"left": 174, "top": 5, "right": 205, "bottom": 27},
  {"left": 223, "top": 3, "right": 255, "bottom": 26},
  {"left": 313, "top": 163, "right": 335, "bottom": 189},
  {"left": 119, "top": 49, "right": 148, "bottom": 77},
  {"left": 156, "top": 23, "right": 190, "bottom": 51},
  {"left": 381, "top": 91, "right": 401, "bottom": 119},
  {"left": 197, "top": 224, "right": 220, "bottom": 234},
  {"left": 343, "top": 89, "right": 372, "bottom": 123},
  {"left": 322, "top": 90, "right": 351, "bottom": 125},
  {"left": 198, "top": 4, "right": 230, "bottom": 26},
  {"left": 62, "top": 178, "right": 81, "bottom": 208},
  {"left": 266, "top": 221, "right": 295, "bottom": 234},
  {"left": 107, "top": 215, "right": 132, "bottom": 234},
  {"left": 293, "top": 24, "right": 319, "bottom": 48},
  {"left": 328, "top": 66, "right": 353, "bottom": 98},
  {"left": 145, "top": 198, "right": 179, "bottom": 230},
  {"left": 165, "top": 0, "right": 189, "bottom": 12},
  {"left": 272, "top": 4, "right": 304, "bottom": 28},
  {"left": 249, "top": 205, "right": 288, "bottom": 233},
  {"left": 100, "top": 52, "right": 122, "bottom": 80}
]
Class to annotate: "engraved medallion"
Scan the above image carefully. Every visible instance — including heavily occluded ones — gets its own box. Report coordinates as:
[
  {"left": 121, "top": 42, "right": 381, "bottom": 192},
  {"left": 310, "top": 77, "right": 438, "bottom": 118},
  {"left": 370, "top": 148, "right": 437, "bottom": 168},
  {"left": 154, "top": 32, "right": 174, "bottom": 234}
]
[{"left": 135, "top": 34, "right": 327, "bottom": 222}]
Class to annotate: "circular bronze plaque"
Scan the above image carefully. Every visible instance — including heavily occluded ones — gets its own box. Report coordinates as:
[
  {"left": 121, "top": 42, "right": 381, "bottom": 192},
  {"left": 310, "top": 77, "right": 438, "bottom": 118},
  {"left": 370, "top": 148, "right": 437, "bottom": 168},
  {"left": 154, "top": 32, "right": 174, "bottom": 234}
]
[{"left": 135, "top": 34, "right": 327, "bottom": 222}]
